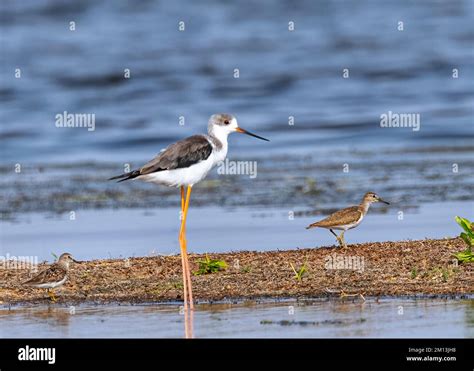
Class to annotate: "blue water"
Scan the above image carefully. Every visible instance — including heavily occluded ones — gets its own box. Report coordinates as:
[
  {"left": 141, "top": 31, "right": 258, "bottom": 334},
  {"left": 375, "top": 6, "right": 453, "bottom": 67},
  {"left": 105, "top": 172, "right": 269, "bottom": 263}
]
[
  {"left": 1, "top": 299, "right": 473, "bottom": 338},
  {"left": 1, "top": 0, "right": 473, "bottom": 164},
  {"left": 2, "top": 201, "right": 471, "bottom": 261}
]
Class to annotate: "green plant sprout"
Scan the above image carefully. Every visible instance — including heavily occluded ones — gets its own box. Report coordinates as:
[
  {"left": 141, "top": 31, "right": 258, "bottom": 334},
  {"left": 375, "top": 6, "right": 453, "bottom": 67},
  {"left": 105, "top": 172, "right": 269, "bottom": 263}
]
[
  {"left": 289, "top": 261, "right": 308, "bottom": 281},
  {"left": 240, "top": 265, "right": 252, "bottom": 273},
  {"left": 194, "top": 255, "right": 227, "bottom": 275},
  {"left": 453, "top": 216, "right": 474, "bottom": 263}
]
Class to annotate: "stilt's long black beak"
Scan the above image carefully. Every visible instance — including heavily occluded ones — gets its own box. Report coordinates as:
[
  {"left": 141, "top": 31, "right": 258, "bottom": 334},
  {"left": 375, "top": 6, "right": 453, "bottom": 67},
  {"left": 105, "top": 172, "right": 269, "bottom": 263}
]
[
  {"left": 235, "top": 127, "right": 269, "bottom": 141},
  {"left": 72, "top": 258, "right": 83, "bottom": 264},
  {"left": 379, "top": 198, "right": 390, "bottom": 205}
]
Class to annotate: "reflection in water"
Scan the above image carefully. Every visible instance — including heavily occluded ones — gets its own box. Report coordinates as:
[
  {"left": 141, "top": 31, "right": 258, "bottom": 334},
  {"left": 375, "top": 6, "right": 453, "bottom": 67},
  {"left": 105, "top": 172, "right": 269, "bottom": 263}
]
[
  {"left": 27, "top": 306, "right": 72, "bottom": 328},
  {"left": 464, "top": 300, "right": 474, "bottom": 337},
  {"left": 0, "top": 306, "right": 73, "bottom": 338},
  {"left": 1, "top": 298, "right": 471, "bottom": 338},
  {"left": 182, "top": 306, "right": 194, "bottom": 339},
  {"left": 189, "top": 309, "right": 194, "bottom": 339}
]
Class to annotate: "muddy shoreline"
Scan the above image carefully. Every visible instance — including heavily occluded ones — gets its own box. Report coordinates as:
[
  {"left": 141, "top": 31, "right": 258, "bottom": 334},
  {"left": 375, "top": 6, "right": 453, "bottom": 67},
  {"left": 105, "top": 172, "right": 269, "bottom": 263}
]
[{"left": 1, "top": 238, "right": 472, "bottom": 306}]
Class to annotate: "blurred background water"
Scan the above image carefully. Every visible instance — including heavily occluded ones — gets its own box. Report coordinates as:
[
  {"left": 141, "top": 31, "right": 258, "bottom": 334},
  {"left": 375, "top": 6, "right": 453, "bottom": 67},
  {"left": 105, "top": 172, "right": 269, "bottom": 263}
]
[
  {"left": 0, "top": 0, "right": 473, "bottom": 259},
  {"left": 1, "top": 0, "right": 473, "bottom": 163}
]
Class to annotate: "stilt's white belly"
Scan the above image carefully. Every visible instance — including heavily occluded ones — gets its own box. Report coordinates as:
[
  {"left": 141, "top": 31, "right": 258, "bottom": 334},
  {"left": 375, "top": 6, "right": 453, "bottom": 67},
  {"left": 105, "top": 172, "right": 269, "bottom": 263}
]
[{"left": 138, "top": 155, "right": 216, "bottom": 187}]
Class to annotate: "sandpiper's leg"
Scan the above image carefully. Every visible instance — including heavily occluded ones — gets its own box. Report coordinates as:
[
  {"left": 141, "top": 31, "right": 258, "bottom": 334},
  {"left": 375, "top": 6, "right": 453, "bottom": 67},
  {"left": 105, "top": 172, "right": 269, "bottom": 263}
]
[
  {"left": 47, "top": 289, "right": 57, "bottom": 303},
  {"left": 339, "top": 231, "right": 347, "bottom": 248},
  {"left": 330, "top": 229, "right": 343, "bottom": 247}
]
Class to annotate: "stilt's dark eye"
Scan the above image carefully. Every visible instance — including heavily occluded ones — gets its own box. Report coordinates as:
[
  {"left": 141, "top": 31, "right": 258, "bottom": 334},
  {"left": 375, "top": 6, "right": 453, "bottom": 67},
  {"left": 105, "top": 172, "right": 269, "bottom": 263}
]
[{"left": 224, "top": 120, "right": 230, "bottom": 125}]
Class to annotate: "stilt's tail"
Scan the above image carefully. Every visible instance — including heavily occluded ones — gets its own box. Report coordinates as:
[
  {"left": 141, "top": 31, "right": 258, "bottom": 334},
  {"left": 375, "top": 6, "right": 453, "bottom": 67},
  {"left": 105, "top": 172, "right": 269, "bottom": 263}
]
[
  {"left": 306, "top": 222, "right": 320, "bottom": 230},
  {"left": 108, "top": 170, "right": 140, "bottom": 182}
]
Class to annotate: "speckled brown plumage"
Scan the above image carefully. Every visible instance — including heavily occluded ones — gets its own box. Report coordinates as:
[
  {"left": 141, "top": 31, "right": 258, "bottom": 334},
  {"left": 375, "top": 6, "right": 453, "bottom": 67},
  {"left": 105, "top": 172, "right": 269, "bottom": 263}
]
[
  {"left": 307, "top": 206, "right": 363, "bottom": 229},
  {"left": 23, "top": 264, "right": 68, "bottom": 288}
]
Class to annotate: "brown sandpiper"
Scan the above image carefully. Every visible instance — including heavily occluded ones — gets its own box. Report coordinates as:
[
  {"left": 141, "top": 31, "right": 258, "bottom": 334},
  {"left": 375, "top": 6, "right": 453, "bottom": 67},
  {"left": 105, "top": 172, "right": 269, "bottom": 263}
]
[
  {"left": 306, "top": 192, "right": 390, "bottom": 248},
  {"left": 23, "top": 253, "right": 81, "bottom": 302}
]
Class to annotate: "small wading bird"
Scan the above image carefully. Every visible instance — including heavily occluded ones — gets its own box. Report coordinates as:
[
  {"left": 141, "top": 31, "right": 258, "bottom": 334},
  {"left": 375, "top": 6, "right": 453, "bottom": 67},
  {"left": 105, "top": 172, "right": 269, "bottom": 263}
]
[
  {"left": 109, "top": 113, "right": 269, "bottom": 337},
  {"left": 306, "top": 192, "right": 390, "bottom": 248},
  {"left": 23, "top": 253, "right": 81, "bottom": 302}
]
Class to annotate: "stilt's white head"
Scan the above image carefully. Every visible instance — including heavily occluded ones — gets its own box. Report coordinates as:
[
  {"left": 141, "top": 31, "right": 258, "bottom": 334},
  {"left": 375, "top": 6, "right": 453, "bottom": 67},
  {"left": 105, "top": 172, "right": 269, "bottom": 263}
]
[{"left": 208, "top": 113, "right": 269, "bottom": 142}]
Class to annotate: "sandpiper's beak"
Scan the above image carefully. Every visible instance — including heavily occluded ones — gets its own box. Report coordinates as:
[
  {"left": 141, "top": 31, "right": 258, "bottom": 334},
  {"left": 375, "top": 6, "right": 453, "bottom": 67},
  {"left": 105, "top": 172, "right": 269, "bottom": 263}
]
[
  {"left": 235, "top": 127, "right": 269, "bottom": 141},
  {"left": 378, "top": 198, "right": 390, "bottom": 205},
  {"left": 72, "top": 258, "right": 82, "bottom": 264}
]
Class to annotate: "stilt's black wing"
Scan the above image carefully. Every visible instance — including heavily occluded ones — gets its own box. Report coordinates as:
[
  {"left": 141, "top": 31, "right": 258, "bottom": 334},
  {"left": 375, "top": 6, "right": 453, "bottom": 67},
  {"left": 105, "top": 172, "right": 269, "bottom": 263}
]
[{"left": 108, "top": 135, "right": 213, "bottom": 182}]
